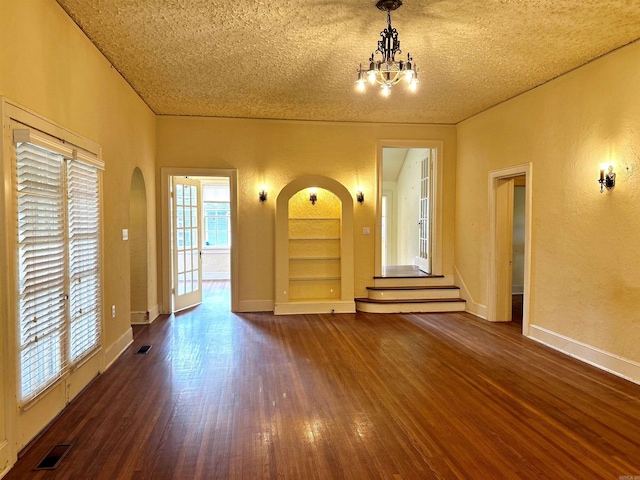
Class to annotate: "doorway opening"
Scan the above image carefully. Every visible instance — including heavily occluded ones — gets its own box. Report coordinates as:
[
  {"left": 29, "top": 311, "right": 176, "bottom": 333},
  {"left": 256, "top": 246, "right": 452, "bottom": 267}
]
[
  {"left": 488, "top": 164, "right": 532, "bottom": 335},
  {"left": 376, "top": 141, "right": 443, "bottom": 277},
  {"left": 512, "top": 176, "right": 526, "bottom": 324},
  {"left": 169, "top": 175, "right": 231, "bottom": 312},
  {"left": 161, "top": 168, "right": 238, "bottom": 314},
  {"left": 129, "top": 168, "right": 149, "bottom": 324}
]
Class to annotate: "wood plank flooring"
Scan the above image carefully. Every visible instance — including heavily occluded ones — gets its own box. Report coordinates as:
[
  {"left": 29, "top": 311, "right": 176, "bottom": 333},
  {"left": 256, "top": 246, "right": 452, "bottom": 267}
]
[{"left": 5, "top": 281, "right": 640, "bottom": 479}]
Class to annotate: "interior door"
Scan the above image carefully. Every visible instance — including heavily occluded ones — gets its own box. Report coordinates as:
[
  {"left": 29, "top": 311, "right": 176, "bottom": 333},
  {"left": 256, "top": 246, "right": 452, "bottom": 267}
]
[
  {"left": 172, "top": 177, "right": 203, "bottom": 311},
  {"left": 496, "top": 177, "right": 515, "bottom": 321},
  {"left": 416, "top": 150, "right": 432, "bottom": 273}
]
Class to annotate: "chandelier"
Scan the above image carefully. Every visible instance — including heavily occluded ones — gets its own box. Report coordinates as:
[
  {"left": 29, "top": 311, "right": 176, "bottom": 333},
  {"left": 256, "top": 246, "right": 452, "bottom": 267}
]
[{"left": 357, "top": 0, "right": 418, "bottom": 96}]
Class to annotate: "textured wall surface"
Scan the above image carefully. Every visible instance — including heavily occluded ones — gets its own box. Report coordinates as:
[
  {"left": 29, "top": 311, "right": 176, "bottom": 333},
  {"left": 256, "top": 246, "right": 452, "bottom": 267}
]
[
  {"left": 156, "top": 117, "right": 457, "bottom": 302},
  {"left": 0, "top": 0, "right": 158, "bottom": 470},
  {"left": 456, "top": 40, "right": 640, "bottom": 363},
  {"left": 0, "top": 1, "right": 158, "bottom": 349},
  {"left": 202, "top": 251, "right": 230, "bottom": 278},
  {"left": 55, "top": 0, "right": 640, "bottom": 123},
  {"left": 130, "top": 168, "right": 148, "bottom": 312}
]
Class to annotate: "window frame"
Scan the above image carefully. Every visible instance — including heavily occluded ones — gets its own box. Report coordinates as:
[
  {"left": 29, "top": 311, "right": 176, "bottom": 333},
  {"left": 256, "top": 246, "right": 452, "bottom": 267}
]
[
  {"left": 7, "top": 111, "right": 104, "bottom": 409},
  {"left": 201, "top": 182, "right": 230, "bottom": 250},
  {"left": 203, "top": 200, "right": 231, "bottom": 249}
]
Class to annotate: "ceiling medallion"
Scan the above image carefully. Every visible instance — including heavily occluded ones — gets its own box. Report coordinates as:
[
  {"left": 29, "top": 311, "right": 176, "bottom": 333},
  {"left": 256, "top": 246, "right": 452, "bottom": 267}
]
[{"left": 356, "top": 0, "right": 418, "bottom": 96}]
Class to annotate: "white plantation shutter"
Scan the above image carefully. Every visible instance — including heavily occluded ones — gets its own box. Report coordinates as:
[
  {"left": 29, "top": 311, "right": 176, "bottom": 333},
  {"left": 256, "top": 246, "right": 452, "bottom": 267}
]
[
  {"left": 67, "top": 160, "right": 101, "bottom": 362},
  {"left": 16, "top": 143, "right": 67, "bottom": 401},
  {"left": 14, "top": 129, "right": 103, "bottom": 404}
]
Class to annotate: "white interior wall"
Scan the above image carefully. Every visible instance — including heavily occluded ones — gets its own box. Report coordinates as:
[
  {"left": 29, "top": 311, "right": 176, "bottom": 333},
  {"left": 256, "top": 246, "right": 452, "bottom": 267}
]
[
  {"left": 395, "top": 149, "right": 428, "bottom": 265},
  {"left": 382, "top": 181, "right": 397, "bottom": 266}
]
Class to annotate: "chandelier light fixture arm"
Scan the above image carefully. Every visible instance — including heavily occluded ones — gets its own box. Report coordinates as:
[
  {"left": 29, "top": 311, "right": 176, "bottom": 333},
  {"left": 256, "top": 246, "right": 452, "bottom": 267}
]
[{"left": 356, "top": 0, "right": 418, "bottom": 96}]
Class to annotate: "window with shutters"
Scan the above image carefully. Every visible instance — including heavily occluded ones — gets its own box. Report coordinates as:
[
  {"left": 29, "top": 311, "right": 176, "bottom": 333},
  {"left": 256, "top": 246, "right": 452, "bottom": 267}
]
[{"left": 15, "top": 131, "right": 103, "bottom": 404}]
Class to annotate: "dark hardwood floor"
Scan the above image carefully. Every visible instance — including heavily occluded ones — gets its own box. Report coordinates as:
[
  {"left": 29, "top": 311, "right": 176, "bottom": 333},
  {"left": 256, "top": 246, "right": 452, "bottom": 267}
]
[
  {"left": 5, "top": 281, "right": 640, "bottom": 479},
  {"left": 512, "top": 293, "right": 523, "bottom": 324}
]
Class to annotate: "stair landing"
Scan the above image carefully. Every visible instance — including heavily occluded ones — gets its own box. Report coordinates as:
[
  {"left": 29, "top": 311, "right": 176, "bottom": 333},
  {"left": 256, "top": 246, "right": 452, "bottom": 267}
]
[{"left": 357, "top": 265, "right": 466, "bottom": 314}]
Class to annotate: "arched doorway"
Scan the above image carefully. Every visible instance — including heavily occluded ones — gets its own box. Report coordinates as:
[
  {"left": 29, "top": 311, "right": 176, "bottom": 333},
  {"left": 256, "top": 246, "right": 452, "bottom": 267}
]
[
  {"left": 130, "top": 167, "right": 149, "bottom": 324},
  {"left": 275, "top": 175, "right": 355, "bottom": 315}
]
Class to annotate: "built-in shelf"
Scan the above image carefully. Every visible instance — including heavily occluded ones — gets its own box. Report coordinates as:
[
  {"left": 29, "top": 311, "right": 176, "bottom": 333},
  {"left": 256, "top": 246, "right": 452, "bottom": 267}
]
[{"left": 288, "top": 205, "right": 341, "bottom": 304}]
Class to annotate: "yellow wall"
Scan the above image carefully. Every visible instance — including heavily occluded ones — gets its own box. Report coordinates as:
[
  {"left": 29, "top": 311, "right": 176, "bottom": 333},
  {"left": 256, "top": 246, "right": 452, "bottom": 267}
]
[
  {"left": 0, "top": 0, "right": 158, "bottom": 469},
  {"left": 456, "top": 40, "right": 640, "bottom": 364},
  {"left": 156, "top": 116, "right": 457, "bottom": 306},
  {"left": 0, "top": 0, "right": 158, "bottom": 349},
  {"left": 130, "top": 168, "right": 149, "bottom": 313}
]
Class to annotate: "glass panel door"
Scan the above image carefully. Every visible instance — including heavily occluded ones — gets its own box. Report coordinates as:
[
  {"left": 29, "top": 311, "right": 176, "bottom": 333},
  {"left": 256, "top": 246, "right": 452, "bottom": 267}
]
[{"left": 172, "top": 177, "right": 202, "bottom": 311}]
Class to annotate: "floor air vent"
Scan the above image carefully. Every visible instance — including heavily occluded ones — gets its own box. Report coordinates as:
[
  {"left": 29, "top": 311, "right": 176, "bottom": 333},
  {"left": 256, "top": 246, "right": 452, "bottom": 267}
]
[
  {"left": 36, "top": 444, "right": 71, "bottom": 470},
  {"left": 136, "top": 345, "right": 152, "bottom": 354}
]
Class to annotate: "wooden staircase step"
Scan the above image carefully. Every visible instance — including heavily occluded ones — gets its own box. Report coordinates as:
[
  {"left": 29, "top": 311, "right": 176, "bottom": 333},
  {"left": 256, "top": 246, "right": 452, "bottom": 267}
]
[
  {"left": 364, "top": 285, "right": 461, "bottom": 301},
  {"left": 356, "top": 297, "right": 464, "bottom": 305},
  {"left": 366, "top": 285, "right": 459, "bottom": 291},
  {"left": 373, "top": 274, "right": 444, "bottom": 279},
  {"left": 355, "top": 297, "right": 466, "bottom": 314},
  {"left": 373, "top": 275, "right": 452, "bottom": 287}
]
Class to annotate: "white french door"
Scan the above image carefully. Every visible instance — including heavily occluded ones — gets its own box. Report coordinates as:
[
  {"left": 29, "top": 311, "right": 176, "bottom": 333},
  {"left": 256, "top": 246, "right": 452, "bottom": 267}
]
[
  {"left": 172, "top": 177, "right": 202, "bottom": 311},
  {"left": 416, "top": 150, "right": 432, "bottom": 273}
]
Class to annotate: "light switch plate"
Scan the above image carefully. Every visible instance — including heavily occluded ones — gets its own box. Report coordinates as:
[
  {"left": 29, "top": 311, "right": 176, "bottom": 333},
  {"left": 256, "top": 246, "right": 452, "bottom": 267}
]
[{"left": 122, "top": 229, "right": 128, "bottom": 241}]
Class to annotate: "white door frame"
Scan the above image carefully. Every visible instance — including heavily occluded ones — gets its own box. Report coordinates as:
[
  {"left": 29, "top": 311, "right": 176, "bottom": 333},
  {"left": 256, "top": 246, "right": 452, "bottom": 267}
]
[
  {"left": 161, "top": 167, "right": 238, "bottom": 313},
  {"left": 375, "top": 140, "right": 443, "bottom": 276},
  {"left": 488, "top": 163, "right": 532, "bottom": 334}
]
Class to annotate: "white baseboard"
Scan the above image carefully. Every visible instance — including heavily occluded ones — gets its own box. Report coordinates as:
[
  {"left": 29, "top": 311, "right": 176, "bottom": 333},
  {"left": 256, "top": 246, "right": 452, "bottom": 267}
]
[
  {"left": 0, "top": 439, "right": 10, "bottom": 480},
  {"left": 104, "top": 327, "right": 133, "bottom": 371},
  {"left": 454, "top": 265, "right": 487, "bottom": 319},
  {"left": 529, "top": 325, "right": 640, "bottom": 386},
  {"left": 237, "top": 300, "right": 275, "bottom": 312},
  {"left": 274, "top": 301, "right": 355, "bottom": 315},
  {"left": 148, "top": 304, "right": 160, "bottom": 323},
  {"left": 203, "top": 272, "right": 230, "bottom": 280},
  {"left": 130, "top": 311, "right": 148, "bottom": 325}
]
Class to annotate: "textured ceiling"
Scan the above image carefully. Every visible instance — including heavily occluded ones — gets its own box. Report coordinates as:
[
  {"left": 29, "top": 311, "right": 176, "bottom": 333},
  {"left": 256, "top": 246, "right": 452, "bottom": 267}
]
[{"left": 56, "top": 0, "right": 640, "bottom": 124}]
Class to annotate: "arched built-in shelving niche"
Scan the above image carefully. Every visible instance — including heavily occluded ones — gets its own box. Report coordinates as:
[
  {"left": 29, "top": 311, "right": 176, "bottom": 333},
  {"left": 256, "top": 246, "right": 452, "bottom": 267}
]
[{"left": 275, "top": 175, "right": 355, "bottom": 315}]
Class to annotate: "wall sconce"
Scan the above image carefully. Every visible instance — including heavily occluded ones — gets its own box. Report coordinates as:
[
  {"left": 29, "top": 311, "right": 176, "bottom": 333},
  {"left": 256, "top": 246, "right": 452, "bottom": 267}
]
[
  {"left": 356, "top": 187, "right": 364, "bottom": 204},
  {"left": 309, "top": 188, "right": 318, "bottom": 205},
  {"left": 259, "top": 186, "right": 267, "bottom": 202},
  {"left": 599, "top": 164, "right": 616, "bottom": 193}
]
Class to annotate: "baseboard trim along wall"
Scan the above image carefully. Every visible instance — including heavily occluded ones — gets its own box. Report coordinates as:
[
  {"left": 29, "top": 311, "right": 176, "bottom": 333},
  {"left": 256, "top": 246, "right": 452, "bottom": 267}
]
[
  {"left": 104, "top": 328, "right": 133, "bottom": 371},
  {"left": 130, "top": 311, "right": 148, "bottom": 325},
  {"left": 454, "top": 266, "right": 487, "bottom": 319},
  {"left": 237, "top": 300, "right": 275, "bottom": 312},
  {"left": 0, "top": 440, "right": 10, "bottom": 480},
  {"left": 529, "top": 325, "right": 640, "bottom": 386},
  {"left": 274, "top": 301, "right": 356, "bottom": 315},
  {"left": 148, "top": 304, "right": 160, "bottom": 323}
]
